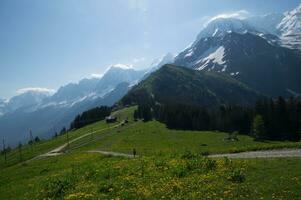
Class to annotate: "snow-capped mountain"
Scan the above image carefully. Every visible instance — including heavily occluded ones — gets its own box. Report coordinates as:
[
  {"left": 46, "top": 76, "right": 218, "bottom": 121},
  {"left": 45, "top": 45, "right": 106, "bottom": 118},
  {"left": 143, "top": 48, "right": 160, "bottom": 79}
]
[
  {"left": 247, "top": 13, "right": 284, "bottom": 35},
  {"left": 5, "top": 90, "right": 52, "bottom": 113},
  {"left": 0, "top": 65, "right": 146, "bottom": 146},
  {"left": 196, "top": 18, "right": 256, "bottom": 41},
  {"left": 174, "top": 5, "right": 301, "bottom": 97},
  {"left": 192, "top": 4, "right": 301, "bottom": 52},
  {"left": 35, "top": 65, "right": 145, "bottom": 110},
  {"left": 95, "top": 64, "right": 146, "bottom": 95},
  {"left": 2, "top": 64, "right": 145, "bottom": 114},
  {"left": 278, "top": 4, "right": 301, "bottom": 50},
  {"left": 145, "top": 53, "right": 175, "bottom": 75},
  {"left": 43, "top": 77, "right": 100, "bottom": 108}
]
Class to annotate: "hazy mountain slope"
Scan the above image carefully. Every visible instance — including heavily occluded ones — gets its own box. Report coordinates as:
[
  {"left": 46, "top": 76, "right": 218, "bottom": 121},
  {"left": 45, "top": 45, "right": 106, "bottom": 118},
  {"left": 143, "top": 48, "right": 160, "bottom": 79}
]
[
  {"left": 47, "top": 78, "right": 99, "bottom": 104},
  {"left": 0, "top": 82, "right": 130, "bottom": 147},
  {"left": 0, "top": 99, "right": 7, "bottom": 116},
  {"left": 4, "top": 90, "right": 52, "bottom": 113},
  {"left": 95, "top": 65, "right": 146, "bottom": 96},
  {"left": 0, "top": 64, "right": 145, "bottom": 147},
  {"left": 122, "top": 64, "right": 262, "bottom": 107}
]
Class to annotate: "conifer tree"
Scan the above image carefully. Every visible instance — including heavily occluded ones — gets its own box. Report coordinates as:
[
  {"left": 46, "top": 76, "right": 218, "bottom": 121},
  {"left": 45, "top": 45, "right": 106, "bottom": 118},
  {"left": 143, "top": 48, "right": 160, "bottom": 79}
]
[{"left": 252, "top": 115, "right": 266, "bottom": 140}]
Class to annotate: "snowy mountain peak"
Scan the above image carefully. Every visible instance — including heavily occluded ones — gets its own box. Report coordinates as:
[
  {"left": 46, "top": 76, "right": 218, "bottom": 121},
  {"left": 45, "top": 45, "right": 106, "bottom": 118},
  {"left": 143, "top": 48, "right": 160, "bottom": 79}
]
[
  {"left": 277, "top": 3, "right": 301, "bottom": 50},
  {"left": 247, "top": 13, "right": 284, "bottom": 35},
  {"left": 150, "top": 53, "right": 175, "bottom": 69},
  {"left": 6, "top": 90, "right": 51, "bottom": 112},
  {"left": 196, "top": 18, "right": 255, "bottom": 41},
  {"left": 142, "top": 53, "right": 176, "bottom": 78},
  {"left": 290, "top": 3, "right": 301, "bottom": 14},
  {"left": 278, "top": 4, "right": 301, "bottom": 36},
  {"left": 95, "top": 64, "right": 145, "bottom": 96}
]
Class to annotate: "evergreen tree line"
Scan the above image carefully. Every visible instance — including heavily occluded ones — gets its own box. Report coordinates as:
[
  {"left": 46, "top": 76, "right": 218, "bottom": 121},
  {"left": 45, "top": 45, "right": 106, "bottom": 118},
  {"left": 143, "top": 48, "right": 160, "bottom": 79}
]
[
  {"left": 254, "top": 97, "right": 301, "bottom": 140},
  {"left": 69, "top": 106, "right": 111, "bottom": 130},
  {"left": 134, "top": 104, "right": 153, "bottom": 122},
  {"left": 134, "top": 97, "right": 301, "bottom": 141}
]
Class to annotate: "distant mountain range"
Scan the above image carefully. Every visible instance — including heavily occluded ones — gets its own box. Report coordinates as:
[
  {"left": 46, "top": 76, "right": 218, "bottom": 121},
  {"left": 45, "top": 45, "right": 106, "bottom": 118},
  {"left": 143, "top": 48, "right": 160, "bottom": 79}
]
[{"left": 0, "top": 65, "right": 147, "bottom": 147}]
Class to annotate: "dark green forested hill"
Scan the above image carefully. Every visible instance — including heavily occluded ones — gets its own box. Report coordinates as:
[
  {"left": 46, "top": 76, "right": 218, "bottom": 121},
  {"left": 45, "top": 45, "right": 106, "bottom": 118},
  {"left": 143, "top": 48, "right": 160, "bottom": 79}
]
[{"left": 121, "top": 64, "right": 263, "bottom": 107}]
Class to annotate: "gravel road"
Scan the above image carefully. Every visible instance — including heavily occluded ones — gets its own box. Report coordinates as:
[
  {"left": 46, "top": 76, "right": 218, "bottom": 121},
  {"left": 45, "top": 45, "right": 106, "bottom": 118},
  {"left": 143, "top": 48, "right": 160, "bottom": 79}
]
[{"left": 209, "top": 149, "right": 301, "bottom": 158}]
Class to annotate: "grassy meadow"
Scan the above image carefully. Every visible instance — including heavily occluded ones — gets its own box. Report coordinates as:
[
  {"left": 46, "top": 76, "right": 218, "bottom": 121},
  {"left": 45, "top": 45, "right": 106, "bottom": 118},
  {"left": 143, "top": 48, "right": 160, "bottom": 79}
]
[{"left": 0, "top": 106, "right": 301, "bottom": 199}]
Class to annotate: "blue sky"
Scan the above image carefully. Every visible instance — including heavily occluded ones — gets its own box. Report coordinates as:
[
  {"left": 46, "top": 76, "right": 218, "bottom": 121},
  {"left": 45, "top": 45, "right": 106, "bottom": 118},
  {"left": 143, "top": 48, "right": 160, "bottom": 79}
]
[{"left": 0, "top": 0, "right": 300, "bottom": 99}]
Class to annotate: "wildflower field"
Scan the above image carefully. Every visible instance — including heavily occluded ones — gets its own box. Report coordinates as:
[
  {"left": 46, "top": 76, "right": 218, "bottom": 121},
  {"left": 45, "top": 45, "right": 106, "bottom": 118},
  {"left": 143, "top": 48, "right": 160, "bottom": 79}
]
[
  {"left": 1, "top": 151, "right": 301, "bottom": 200},
  {"left": 0, "top": 107, "right": 301, "bottom": 199}
]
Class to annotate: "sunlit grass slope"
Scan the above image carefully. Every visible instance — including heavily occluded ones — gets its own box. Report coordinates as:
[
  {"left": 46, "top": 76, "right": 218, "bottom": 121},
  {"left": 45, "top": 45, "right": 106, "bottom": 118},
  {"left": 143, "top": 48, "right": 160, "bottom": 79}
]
[
  {"left": 1, "top": 106, "right": 301, "bottom": 199},
  {"left": 1, "top": 151, "right": 301, "bottom": 199},
  {"left": 81, "top": 120, "right": 301, "bottom": 156},
  {"left": 0, "top": 107, "right": 136, "bottom": 169}
]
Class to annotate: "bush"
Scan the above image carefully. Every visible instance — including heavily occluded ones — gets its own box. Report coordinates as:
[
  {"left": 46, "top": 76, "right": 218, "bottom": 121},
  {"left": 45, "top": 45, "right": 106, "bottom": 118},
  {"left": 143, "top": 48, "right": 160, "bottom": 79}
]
[
  {"left": 226, "top": 131, "right": 239, "bottom": 141},
  {"left": 181, "top": 150, "right": 197, "bottom": 159},
  {"left": 155, "top": 159, "right": 167, "bottom": 170},
  {"left": 200, "top": 151, "right": 210, "bottom": 156},
  {"left": 222, "top": 157, "right": 233, "bottom": 167},
  {"left": 99, "top": 182, "right": 115, "bottom": 193},
  {"left": 228, "top": 168, "right": 246, "bottom": 183},
  {"left": 186, "top": 158, "right": 201, "bottom": 171},
  {"left": 202, "top": 158, "right": 217, "bottom": 171},
  {"left": 171, "top": 165, "right": 187, "bottom": 178}
]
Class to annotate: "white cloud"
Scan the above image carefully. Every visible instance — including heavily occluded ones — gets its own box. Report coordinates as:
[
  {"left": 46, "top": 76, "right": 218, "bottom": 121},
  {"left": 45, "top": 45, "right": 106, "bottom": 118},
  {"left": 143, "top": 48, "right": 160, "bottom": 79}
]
[
  {"left": 16, "top": 87, "right": 55, "bottom": 95},
  {"left": 207, "top": 10, "right": 250, "bottom": 24},
  {"left": 90, "top": 73, "right": 103, "bottom": 79},
  {"left": 112, "top": 64, "right": 133, "bottom": 69}
]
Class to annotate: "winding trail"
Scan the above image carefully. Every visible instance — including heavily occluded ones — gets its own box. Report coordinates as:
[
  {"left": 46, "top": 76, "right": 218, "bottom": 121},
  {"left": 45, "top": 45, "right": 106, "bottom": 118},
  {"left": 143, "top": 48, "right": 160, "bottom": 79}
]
[
  {"left": 209, "top": 148, "right": 301, "bottom": 158},
  {"left": 27, "top": 123, "right": 121, "bottom": 162},
  {"left": 87, "top": 148, "right": 301, "bottom": 159}
]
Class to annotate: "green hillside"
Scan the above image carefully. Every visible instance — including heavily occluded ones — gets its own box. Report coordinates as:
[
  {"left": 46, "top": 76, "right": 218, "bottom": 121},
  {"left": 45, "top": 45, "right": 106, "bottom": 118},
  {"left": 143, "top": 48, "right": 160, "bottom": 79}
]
[
  {"left": 1, "top": 106, "right": 301, "bottom": 199},
  {"left": 121, "top": 64, "right": 263, "bottom": 106}
]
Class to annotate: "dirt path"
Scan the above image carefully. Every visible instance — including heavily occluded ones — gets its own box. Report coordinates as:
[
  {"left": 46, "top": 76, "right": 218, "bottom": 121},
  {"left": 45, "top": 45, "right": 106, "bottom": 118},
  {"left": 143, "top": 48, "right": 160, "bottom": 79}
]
[
  {"left": 209, "top": 148, "right": 301, "bottom": 158},
  {"left": 27, "top": 123, "right": 121, "bottom": 162},
  {"left": 88, "top": 150, "right": 135, "bottom": 158},
  {"left": 88, "top": 149, "right": 301, "bottom": 159}
]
